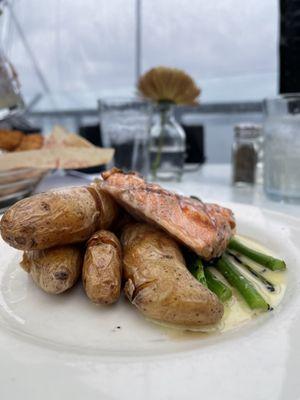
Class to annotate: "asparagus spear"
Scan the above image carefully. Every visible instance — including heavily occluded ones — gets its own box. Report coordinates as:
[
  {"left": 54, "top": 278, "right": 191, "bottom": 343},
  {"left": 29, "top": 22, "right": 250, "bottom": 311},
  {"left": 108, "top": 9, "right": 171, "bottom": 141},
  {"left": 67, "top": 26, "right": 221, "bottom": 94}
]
[
  {"left": 228, "top": 237, "right": 286, "bottom": 271},
  {"left": 204, "top": 268, "right": 232, "bottom": 302},
  {"left": 216, "top": 255, "right": 270, "bottom": 311},
  {"left": 183, "top": 248, "right": 208, "bottom": 287},
  {"left": 227, "top": 251, "right": 275, "bottom": 292},
  {"left": 190, "top": 258, "right": 207, "bottom": 287}
]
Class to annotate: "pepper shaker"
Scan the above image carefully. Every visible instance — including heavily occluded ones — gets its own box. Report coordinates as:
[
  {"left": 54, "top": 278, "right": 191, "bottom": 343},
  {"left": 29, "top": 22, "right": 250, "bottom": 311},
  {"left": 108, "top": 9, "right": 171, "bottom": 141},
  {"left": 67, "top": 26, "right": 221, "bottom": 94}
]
[{"left": 232, "top": 124, "right": 263, "bottom": 186}]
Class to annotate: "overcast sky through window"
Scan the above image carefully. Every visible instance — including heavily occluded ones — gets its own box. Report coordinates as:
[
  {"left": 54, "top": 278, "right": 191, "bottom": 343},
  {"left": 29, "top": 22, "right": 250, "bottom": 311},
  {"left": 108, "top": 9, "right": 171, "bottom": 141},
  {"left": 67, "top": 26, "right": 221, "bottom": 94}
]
[{"left": 4, "top": 0, "right": 278, "bottom": 109}]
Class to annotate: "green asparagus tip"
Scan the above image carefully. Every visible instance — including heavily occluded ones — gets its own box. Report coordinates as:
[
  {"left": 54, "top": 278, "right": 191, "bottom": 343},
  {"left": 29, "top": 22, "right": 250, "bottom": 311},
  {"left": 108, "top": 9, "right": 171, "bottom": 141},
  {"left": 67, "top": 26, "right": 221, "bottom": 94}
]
[
  {"left": 266, "top": 258, "right": 286, "bottom": 271},
  {"left": 228, "top": 237, "right": 286, "bottom": 271},
  {"left": 189, "top": 258, "right": 207, "bottom": 287}
]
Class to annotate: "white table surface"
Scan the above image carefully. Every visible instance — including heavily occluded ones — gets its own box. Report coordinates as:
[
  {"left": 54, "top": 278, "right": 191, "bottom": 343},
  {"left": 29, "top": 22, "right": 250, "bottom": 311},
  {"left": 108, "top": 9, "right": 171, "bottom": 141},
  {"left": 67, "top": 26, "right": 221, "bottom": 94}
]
[{"left": 36, "top": 164, "right": 300, "bottom": 218}]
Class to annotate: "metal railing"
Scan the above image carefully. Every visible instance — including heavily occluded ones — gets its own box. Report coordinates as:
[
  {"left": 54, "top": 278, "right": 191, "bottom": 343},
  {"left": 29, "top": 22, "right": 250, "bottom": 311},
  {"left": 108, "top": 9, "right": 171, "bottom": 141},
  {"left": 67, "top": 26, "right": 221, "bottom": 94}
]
[{"left": 26, "top": 101, "right": 262, "bottom": 119}]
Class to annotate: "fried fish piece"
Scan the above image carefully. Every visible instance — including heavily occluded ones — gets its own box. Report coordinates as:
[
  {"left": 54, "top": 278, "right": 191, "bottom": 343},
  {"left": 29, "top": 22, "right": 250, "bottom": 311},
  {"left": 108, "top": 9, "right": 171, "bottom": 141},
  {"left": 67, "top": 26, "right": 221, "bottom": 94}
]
[
  {"left": 0, "top": 130, "right": 23, "bottom": 151},
  {"left": 98, "top": 169, "right": 235, "bottom": 260},
  {"left": 15, "top": 133, "right": 44, "bottom": 151},
  {"left": 121, "top": 223, "right": 224, "bottom": 327}
]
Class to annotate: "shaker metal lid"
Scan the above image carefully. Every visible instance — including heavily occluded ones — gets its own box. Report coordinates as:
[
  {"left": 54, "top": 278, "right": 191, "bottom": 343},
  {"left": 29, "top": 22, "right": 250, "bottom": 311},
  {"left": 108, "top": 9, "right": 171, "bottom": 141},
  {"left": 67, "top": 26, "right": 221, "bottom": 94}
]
[{"left": 234, "top": 123, "right": 262, "bottom": 139}]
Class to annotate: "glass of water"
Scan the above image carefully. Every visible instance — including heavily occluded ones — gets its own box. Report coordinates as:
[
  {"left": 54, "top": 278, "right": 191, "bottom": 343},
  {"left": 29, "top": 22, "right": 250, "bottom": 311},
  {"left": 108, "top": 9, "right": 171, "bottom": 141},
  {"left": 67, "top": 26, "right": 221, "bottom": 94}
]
[
  {"left": 263, "top": 95, "right": 300, "bottom": 203},
  {"left": 98, "top": 98, "right": 152, "bottom": 175}
]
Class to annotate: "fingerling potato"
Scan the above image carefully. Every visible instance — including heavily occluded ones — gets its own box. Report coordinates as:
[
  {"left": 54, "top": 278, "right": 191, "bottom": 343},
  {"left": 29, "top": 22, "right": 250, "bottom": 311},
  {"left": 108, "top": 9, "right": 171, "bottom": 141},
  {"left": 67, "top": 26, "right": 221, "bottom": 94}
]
[
  {"left": 121, "top": 223, "right": 224, "bottom": 327},
  {"left": 1, "top": 184, "right": 118, "bottom": 250},
  {"left": 82, "top": 230, "right": 122, "bottom": 304},
  {"left": 21, "top": 245, "right": 83, "bottom": 294}
]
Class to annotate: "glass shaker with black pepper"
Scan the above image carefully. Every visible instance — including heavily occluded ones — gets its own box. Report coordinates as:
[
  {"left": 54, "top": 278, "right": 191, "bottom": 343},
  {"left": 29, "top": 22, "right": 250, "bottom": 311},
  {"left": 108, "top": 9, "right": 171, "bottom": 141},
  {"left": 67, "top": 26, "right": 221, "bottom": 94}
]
[{"left": 232, "top": 124, "right": 263, "bottom": 186}]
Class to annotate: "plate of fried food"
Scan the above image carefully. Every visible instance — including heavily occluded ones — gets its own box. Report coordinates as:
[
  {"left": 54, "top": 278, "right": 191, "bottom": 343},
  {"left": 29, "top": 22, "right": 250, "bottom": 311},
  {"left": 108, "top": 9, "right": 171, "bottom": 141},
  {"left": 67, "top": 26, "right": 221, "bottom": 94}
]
[
  {"left": 0, "top": 169, "right": 298, "bottom": 400},
  {"left": 0, "top": 129, "right": 47, "bottom": 208},
  {"left": 0, "top": 126, "right": 114, "bottom": 212}
]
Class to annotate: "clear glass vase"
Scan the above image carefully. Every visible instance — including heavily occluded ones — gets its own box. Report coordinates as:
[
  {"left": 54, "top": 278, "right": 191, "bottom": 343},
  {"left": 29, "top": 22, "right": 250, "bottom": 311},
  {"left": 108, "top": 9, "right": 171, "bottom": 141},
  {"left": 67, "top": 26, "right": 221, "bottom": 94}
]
[{"left": 149, "top": 103, "right": 186, "bottom": 182}]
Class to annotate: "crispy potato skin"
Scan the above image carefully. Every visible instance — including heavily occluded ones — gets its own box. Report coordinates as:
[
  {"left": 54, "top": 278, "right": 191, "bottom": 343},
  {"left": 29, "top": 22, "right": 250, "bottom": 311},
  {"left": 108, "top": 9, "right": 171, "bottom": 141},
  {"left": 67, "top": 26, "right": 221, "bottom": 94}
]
[
  {"left": 121, "top": 223, "right": 224, "bottom": 327},
  {"left": 82, "top": 230, "right": 122, "bottom": 304},
  {"left": 0, "top": 184, "right": 118, "bottom": 250},
  {"left": 21, "top": 245, "right": 83, "bottom": 294}
]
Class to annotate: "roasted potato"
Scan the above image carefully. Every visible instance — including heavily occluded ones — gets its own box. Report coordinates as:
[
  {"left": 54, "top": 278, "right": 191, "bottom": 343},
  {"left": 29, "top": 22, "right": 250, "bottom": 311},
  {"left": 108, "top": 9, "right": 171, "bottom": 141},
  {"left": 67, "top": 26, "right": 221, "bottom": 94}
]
[
  {"left": 121, "top": 223, "right": 224, "bottom": 327},
  {"left": 21, "top": 245, "right": 83, "bottom": 294},
  {"left": 82, "top": 230, "right": 122, "bottom": 304},
  {"left": 0, "top": 184, "right": 118, "bottom": 250}
]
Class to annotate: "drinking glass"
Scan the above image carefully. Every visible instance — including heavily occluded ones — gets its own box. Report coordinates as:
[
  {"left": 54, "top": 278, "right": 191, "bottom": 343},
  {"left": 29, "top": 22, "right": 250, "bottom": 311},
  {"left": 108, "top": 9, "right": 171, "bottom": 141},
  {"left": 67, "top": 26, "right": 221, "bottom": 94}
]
[
  {"left": 263, "top": 95, "right": 300, "bottom": 203},
  {"left": 98, "top": 98, "right": 152, "bottom": 175}
]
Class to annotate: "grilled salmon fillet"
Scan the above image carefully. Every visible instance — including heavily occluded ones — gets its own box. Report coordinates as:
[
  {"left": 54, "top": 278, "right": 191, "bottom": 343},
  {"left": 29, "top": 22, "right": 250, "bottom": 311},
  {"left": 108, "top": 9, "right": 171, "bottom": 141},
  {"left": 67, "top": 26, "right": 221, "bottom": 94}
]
[{"left": 98, "top": 169, "right": 236, "bottom": 260}]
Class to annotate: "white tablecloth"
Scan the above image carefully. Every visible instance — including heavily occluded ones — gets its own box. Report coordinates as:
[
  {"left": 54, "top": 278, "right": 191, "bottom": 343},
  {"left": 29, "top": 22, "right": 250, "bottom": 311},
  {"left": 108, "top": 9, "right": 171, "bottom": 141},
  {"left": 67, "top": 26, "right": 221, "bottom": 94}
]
[{"left": 35, "top": 164, "right": 300, "bottom": 218}]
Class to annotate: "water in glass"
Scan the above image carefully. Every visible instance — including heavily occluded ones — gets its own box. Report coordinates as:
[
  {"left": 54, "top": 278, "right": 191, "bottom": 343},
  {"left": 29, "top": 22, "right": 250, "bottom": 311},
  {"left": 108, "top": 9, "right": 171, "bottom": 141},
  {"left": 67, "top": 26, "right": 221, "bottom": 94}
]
[
  {"left": 263, "top": 95, "right": 300, "bottom": 202},
  {"left": 99, "top": 98, "right": 151, "bottom": 175}
]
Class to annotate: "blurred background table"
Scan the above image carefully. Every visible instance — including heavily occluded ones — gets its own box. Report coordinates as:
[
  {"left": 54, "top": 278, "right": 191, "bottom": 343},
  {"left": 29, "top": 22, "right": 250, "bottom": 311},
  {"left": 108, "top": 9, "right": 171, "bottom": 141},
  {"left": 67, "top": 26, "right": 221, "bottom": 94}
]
[{"left": 35, "top": 164, "right": 300, "bottom": 218}]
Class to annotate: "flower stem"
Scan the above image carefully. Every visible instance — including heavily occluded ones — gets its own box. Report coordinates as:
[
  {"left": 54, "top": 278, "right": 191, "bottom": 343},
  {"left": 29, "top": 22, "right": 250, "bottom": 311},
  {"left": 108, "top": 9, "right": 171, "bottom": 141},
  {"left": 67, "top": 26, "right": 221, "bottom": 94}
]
[{"left": 151, "top": 107, "right": 167, "bottom": 178}]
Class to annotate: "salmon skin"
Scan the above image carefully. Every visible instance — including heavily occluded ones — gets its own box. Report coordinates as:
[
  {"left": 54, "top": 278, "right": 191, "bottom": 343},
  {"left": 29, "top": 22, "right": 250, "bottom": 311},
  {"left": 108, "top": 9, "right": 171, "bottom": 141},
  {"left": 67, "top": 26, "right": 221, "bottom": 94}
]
[{"left": 98, "top": 169, "right": 235, "bottom": 260}]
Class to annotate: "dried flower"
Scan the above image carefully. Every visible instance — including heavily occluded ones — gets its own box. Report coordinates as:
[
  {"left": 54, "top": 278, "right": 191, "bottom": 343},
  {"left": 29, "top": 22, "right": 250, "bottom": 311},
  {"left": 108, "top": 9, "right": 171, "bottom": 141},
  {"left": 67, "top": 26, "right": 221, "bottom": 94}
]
[{"left": 138, "top": 66, "right": 200, "bottom": 105}]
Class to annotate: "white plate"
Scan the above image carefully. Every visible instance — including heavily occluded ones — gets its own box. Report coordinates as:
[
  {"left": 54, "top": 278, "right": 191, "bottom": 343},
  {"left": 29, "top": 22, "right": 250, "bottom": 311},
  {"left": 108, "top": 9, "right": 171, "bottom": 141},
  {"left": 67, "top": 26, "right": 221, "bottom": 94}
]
[{"left": 0, "top": 202, "right": 299, "bottom": 400}]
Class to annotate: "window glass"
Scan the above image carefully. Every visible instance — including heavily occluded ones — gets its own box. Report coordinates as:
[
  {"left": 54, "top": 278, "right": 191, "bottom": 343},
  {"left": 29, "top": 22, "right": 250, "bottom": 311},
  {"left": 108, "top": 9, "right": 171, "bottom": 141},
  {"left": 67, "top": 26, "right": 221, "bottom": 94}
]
[
  {"left": 7, "top": 0, "right": 135, "bottom": 106},
  {"left": 142, "top": 0, "right": 278, "bottom": 102},
  {"left": 5, "top": 0, "right": 277, "bottom": 107}
]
